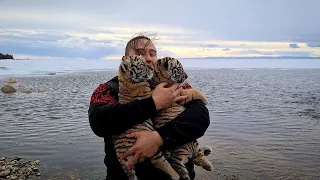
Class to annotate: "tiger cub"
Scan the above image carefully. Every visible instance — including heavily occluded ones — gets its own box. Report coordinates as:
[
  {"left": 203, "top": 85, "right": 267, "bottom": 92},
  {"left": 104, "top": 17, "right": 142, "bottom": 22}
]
[
  {"left": 150, "top": 57, "right": 213, "bottom": 180},
  {"left": 112, "top": 55, "right": 180, "bottom": 180}
]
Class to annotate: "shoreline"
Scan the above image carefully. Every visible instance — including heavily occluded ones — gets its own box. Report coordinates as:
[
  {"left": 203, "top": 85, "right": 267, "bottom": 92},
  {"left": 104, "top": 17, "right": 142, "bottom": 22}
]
[
  {"left": 0, "top": 156, "right": 244, "bottom": 180},
  {"left": 0, "top": 155, "right": 240, "bottom": 180},
  {"left": 0, "top": 156, "right": 230, "bottom": 180},
  {"left": 194, "top": 166, "right": 243, "bottom": 180}
]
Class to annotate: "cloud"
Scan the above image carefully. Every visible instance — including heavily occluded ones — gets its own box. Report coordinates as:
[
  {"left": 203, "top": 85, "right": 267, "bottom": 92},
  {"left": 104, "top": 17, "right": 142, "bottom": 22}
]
[
  {"left": 200, "top": 44, "right": 218, "bottom": 48},
  {"left": 1, "top": 0, "right": 320, "bottom": 43},
  {"left": 239, "top": 49, "right": 275, "bottom": 56},
  {"left": 157, "top": 47, "right": 176, "bottom": 58},
  {"left": 0, "top": 30, "right": 123, "bottom": 59},
  {"left": 289, "top": 44, "right": 300, "bottom": 48},
  {"left": 2, "top": 28, "right": 319, "bottom": 59},
  {"left": 274, "top": 50, "right": 313, "bottom": 57},
  {"left": 82, "top": 28, "right": 115, "bottom": 34},
  {"left": 0, "top": 42, "right": 121, "bottom": 59},
  {"left": 1, "top": 0, "right": 320, "bottom": 59},
  {"left": 0, "top": 29, "right": 72, "bottom": 43},
  {"left": 236, "top": 49, "right": 316, "bottom": 57},
  {"left": 306, "top": 43, "right": 320, "bottom": 48}
]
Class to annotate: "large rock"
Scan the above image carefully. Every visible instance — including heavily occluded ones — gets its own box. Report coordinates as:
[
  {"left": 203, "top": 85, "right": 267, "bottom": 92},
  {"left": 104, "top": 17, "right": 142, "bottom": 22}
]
[
  {"left": 6, "top": 78, "right": 17, "bottom": 84},
  {"left": 0, "top": 66, "right": 8, "bottom": 70},
  {"left": 1, "top": 85, "right": 17, "bottom": 93},
  {"left": 0, "top": 169, "right": 10, "bottom": 177},
  {"left": 38, "top": 89, "right": 47, "bottom": 93}
]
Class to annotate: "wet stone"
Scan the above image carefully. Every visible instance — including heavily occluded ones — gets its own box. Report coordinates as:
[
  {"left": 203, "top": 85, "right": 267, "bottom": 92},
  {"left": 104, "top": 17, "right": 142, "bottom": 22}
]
[{"left": 0, "top": 157, "right": 41, "bottom": 180}]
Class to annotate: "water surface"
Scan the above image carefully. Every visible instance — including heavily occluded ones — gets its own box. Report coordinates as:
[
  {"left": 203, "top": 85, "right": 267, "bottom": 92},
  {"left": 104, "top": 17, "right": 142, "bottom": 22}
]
[{"left": 1, "top": 69, "right": 319, "bottom": 180}]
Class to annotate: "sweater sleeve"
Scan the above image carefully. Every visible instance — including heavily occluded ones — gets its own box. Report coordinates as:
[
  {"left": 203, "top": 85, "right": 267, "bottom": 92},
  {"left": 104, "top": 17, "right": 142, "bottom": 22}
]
[
  {"left": 88, "top": 83, "right": 158, "bottom": 137},
  {"left": 156, "top": 82, "right": 210, "bottom": 149}
]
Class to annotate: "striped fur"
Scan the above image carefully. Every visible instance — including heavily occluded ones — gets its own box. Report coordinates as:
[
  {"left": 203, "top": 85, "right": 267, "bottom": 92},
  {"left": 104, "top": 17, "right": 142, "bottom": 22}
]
[
  {"left": 151, "top": 57, "right": 213, "bottom": 180},
  {"left": 112, "top": 56, "right": 180, "bottom": 180}
]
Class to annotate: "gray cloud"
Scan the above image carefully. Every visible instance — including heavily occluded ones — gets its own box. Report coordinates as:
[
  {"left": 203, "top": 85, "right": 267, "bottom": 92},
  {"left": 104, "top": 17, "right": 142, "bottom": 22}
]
[
  {"left": 1, "top": 0, "right": 319, "bottom": 43},
  {"left": 239, "top": 49, "right": 315, "bottom": 57},
  {"left": 1, "top": 0, "right": 320, "bottom": 58},
  {"left": 201, "top": 44, "right": 218, "bottom": 48},
  {"left": 289, "top": 44, "right": 300, "bottom": 48},
  {"left": 0, "top": 30, "right": 123, "bottom": 59},
  {"left": 240, "top": 49, "right": 275, "bottom": 56},
  {"left": 274, "top": 51, "right": 313, "bottom": 57},
  {"left": 0, "top": 41, "right": 122, "bottom": 59},
  {"left": 306, "top": 43, "right": 320, "bottom": 48},
  {"left": 0, "top": 30, "right": 72, "bottom": 42},
  {"left": 82, "top": 28, "right": 115, "bottom": 34},
  {"left": 157, "top": 48, "right": 175, "bottom": 57}
]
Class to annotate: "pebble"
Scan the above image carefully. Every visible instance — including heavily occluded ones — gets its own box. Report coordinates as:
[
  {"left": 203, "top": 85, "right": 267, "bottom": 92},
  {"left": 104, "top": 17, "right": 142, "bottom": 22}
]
[
  {"left": 0, "top": 157, "right": 41, "bottom": 180},
  {"left": 0, "top": 169, "right": 10, "bottom": 177}
]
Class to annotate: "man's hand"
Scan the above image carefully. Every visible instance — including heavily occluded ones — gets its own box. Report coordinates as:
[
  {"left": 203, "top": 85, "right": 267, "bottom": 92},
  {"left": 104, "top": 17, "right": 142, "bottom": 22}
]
[
  {"left": 120, "top": 131, "right": 164, "bottom": 170},
  {"left": 152, "top": 82, "right": 188, "bottom": 110}
]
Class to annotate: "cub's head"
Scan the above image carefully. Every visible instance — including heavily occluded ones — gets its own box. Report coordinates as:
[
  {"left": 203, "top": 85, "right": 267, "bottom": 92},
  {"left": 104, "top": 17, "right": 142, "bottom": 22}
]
[
  {"left": 155, "top": 57, "right": 188, "bottom": 84},
  {"left": 119, "top": 55, "right": 154, "bottom": 83}
]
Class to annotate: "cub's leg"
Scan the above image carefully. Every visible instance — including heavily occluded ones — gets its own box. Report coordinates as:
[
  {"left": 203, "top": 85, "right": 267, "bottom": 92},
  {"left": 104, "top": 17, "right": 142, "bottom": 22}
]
[
  {"left": 114, "top": 144, "right": 138, "bottom": 180},
  {"left": 150, "top": 151, "right": 180, "bottom": 180},
  {"left": 120, "top": 158, "right": 138, "bottom": 180},
  {"left": 189, "top": 141, "right": 213, "bottom": 171},
  {"left": 166, "top": 148, "right": 192, "bottom": 180},
  {"left": 192, "top": 149, "right": 214, "bottom": 171},
  {"left": 178, "top": 88, "right": 208, "bottom": 105}
]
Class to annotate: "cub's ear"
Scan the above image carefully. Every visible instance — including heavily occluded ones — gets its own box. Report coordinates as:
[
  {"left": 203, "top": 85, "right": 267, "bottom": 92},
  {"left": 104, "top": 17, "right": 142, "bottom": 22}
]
[
  {"left": 163, "top": 60, "right": 169, "bottom": 70},
  {"left": 157, "top": 58, "right": 169, "bottom": 70},
  {"left": 120, "top": 64, "right": 127, "bottom": 73},
  {"left": 156, "top": 58, "right": 162, "bottom": 66},
  {"left": 120, "top": 61, "right": 129, "bottom": 73}
]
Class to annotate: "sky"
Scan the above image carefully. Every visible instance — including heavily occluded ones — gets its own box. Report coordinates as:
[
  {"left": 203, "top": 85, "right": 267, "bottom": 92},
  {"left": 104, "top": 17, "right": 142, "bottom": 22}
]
[{"left": 1, "top": 0, "right": 320, "bottom": 60}]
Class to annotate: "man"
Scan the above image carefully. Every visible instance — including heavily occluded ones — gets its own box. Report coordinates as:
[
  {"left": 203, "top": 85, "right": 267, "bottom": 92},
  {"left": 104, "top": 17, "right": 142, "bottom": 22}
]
[{"left": 88, "top": 34, "right": 210, "bottom": 180}]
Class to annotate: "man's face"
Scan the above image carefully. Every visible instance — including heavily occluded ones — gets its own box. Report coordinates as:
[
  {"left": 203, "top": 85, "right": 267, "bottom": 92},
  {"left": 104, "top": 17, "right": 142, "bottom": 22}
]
[{"left": 127, "top": 38, "right": 157, "bottom": 64}]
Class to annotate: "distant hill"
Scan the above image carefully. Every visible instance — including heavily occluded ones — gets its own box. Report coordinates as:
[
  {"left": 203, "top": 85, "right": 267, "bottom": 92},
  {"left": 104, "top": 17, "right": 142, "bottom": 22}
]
[{"left": 0, "top": 53, "right": 14, "bottom": 59}]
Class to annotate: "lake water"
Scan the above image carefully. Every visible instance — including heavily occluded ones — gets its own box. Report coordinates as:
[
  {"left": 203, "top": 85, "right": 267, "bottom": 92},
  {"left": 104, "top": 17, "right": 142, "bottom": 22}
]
[
  {"left": 1, "top": 58, "right": 320, "bottom": 77},
  {"left": 0, "top": 59, "right": 320, "bottom": 179}
]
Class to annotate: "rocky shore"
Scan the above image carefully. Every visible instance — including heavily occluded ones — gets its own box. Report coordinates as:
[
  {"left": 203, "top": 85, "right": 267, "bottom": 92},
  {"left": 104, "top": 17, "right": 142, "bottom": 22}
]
[
  {"left": 0, "top": 157, "right": 41, "bottom": 180},
  {"left": 1, "top": 78, "right": 48, "bottom": 94}
]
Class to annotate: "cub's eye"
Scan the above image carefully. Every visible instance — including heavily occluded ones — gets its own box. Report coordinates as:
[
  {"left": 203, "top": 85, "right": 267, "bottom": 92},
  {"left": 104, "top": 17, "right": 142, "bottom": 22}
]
[{"left": 130, "top": 71, "right": 134, "bottom": 75}]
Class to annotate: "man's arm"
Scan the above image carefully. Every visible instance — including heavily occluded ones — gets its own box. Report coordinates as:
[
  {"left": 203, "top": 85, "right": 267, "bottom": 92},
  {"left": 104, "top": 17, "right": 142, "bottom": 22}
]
[
  {"left": 88, "top": 82, "right": 157, "bottom": 137},
  {"left": 157, "top": 82, "right": 210, "bottom": 149}
]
